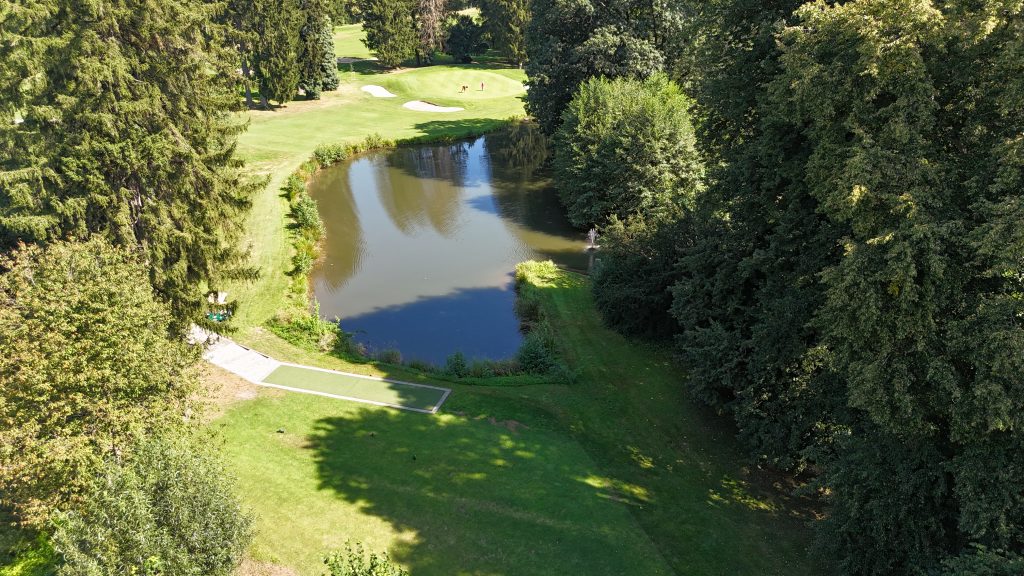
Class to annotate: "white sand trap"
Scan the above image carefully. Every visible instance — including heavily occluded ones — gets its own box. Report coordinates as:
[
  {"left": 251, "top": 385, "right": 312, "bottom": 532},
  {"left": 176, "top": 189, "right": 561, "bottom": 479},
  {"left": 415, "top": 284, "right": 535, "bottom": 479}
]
[
  {"left": 403, "top": 100, "right": 464, "bottom": 113},
  {"left": 361, "top": 85, "right": 397, "bottom": 98}
]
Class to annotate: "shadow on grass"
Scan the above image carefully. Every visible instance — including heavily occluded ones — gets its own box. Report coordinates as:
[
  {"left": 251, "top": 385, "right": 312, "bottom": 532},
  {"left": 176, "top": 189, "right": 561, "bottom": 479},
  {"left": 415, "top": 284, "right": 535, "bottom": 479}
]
[{"left": 307, "top": 406, "right": 673, "bottom": 576}]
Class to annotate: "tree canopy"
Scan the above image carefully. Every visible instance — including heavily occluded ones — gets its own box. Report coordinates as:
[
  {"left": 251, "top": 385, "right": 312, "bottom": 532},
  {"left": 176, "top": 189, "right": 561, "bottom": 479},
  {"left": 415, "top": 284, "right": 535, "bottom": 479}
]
[
  {"left": 0, "top": 239, "right": 199, "bottom": 525},
  {"left": 360, "top": 0, "right": 418, "bottom": 67},
  {"left": 0, "top": 0, "right": 258, "bottom": 330}
]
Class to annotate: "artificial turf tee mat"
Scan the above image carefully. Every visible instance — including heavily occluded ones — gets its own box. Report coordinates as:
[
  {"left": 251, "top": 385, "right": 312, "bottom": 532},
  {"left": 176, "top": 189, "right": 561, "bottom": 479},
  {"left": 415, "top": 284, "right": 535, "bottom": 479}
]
[{"left": 261, "top": 364, "right": 449, "bottom": 413}]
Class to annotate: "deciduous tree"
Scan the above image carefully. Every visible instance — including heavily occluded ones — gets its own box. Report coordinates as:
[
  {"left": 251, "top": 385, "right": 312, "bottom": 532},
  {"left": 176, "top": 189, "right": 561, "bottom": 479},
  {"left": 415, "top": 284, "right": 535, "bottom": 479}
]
[{"left": 0, "top": 239, "right": 199, "bottom": 525}]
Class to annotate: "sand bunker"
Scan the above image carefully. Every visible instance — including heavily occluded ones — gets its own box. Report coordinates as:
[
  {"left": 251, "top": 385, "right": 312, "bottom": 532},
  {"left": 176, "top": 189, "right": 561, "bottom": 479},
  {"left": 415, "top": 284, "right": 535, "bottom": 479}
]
[
  {"left": 361, "top": 85, "right": 397, "bottom": 98},
  {"left": 403, "top": 100, "right": 464, "bottom": 113}
]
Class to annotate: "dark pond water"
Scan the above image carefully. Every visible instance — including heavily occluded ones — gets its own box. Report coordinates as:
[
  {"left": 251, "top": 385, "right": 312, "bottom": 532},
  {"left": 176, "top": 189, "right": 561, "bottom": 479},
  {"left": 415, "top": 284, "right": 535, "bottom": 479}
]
[{"left": 308, "top": 126, "right": 591, "bottom": 364}]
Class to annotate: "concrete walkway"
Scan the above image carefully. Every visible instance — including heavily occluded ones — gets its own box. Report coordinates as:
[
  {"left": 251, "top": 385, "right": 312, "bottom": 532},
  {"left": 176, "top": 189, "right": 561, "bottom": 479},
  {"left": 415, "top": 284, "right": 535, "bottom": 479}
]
[{"left": 191, "top": 327, "right": 450, "bottom": 414}]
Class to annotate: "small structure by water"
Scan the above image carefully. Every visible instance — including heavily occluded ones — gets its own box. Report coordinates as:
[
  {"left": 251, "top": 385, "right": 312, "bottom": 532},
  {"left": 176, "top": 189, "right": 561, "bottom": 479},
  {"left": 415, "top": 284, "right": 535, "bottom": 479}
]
[{"left": 586, "top": 228, "right": 600, "bottom": 251}]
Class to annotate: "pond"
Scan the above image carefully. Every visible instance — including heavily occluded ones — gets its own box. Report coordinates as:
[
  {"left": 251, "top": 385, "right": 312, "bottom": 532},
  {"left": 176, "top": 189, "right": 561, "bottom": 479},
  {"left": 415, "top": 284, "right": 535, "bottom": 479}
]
[{"left": 308, "top": 125, "right": 592, "bottom": 364}]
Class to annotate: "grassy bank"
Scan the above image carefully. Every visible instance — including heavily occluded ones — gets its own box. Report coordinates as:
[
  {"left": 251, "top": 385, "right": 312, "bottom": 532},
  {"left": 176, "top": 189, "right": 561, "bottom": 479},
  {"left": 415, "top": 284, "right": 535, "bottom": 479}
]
[{"left": 215, "top": 261, "right": 818, "bottom": 575}]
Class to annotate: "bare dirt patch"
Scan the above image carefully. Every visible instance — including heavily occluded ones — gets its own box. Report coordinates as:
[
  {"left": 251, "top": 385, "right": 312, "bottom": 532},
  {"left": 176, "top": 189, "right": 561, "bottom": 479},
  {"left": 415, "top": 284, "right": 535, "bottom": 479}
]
[
  {"left": 235, "top": 558, "right": 299, "bottom": 576},
  {"left": 198, "top": 361, "right": 278, "bottom": 421}
]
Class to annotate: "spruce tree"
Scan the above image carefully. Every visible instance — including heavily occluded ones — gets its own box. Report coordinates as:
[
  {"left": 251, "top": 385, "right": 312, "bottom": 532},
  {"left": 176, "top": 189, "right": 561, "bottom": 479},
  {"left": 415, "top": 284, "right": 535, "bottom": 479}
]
[
  {"left": 480, "top": 0, "right": 529, "bottom": 66},
  {"left": 251, "top": 0, "right": 303, "bottom": 105},
  {"left": 300, "top": 0, "right": 340, "bottom": 99},
  {"left": 0, "top": 0, "right": 259, "bottom": 331},
  {"left": 360, "top": 0, "right": 418, "bottom": 68}
]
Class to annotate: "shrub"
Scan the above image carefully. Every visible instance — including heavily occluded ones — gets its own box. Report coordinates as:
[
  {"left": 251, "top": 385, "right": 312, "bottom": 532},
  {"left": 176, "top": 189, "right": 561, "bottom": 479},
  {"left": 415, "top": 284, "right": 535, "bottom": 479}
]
[
  {"left": 362, "top": 133, "right": 391, "bottom": 150},
  {"left": 267, "top": 303, "right": 353, "bottom": 355},
  {"left": 291, "top": 194, "right": 325, "bottom": 239},
  {"left": 314, "top": 143, "right": 349, "bottom": 166},
  {"left": 324, "top": 541, "right": 408, "bottom": 576},
  {"left": 467, "top": 360, "right": 496, "bottom": 378},
  {"left": 516, "top": 332, "right": 556, "bottom": 373},
  {"left": 282, "top": 173, "right": 305, "bottom": 201},
  {"left": 444, "top": 351, "right": 468, "bottom": 378},
  {"left": 406, "top": 359, "right": 437, "bottom": 373},
  {"left": 51, "top": 435, "right": 252, "bottom": 576},
  {"left": 376, "top": 348, "right": 403, "bottom": 365}
]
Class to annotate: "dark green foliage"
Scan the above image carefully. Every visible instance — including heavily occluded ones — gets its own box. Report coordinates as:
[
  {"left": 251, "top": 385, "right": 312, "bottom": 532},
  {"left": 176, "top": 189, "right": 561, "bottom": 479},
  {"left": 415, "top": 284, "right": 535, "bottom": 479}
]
[
  {"left": 445, "top": 15, "right": 486, "bottom": 63},
  {"left": 592, "top": 214, "right": 688, "bottom": 339},
  {"left": 252, "top": 0, "right": 304, "bottom": 105},
  {"left": 51, "top": 435, "right": 253, "bottom": 576},
  {"left": 323, "top": 542, "right": 409, "bottom": 576},
  {"left": 524, "top": 0, "right": 685, "bottom": 133},
  {"left": 0, "top": 0, "right": 259, "bottom": 331},
  {"left": 444, "top": 351, "right": 468, "bottom": 377},
  {"left": 300, "top": 0, "right": 341, "bottom": 99},
  {"left": 291, "top": 194, "right": 325, "bottom": 238},
  {"left": 267, "top": 302, "right": 353, "bottom": 355},
  {"left": 479, "top": 0, "right": 529, "bottom": 65},
  {"left": 553, "top": 74, "right": 701, "bottom": 228},
  {"left": 941, "top": 546, "right": 1024, "bottom": 576},
  {"left": 0, "top": 239, "right": 199, "bottom": 525},
  {"left": 360, "top": 0, "right": 418, "bottom": 67},
  {"left": 669, "top": 0, "right": 1024, "bottom": 572},
  {"left": 516, "top": 333, "right": 556, "bottom": 373}
]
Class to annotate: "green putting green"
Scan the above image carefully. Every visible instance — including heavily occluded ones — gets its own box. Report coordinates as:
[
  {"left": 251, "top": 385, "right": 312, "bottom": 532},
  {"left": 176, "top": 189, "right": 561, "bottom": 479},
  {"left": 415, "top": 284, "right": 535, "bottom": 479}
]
[{"left": 262, "top": 364, "right": 449, "bottom": 413}]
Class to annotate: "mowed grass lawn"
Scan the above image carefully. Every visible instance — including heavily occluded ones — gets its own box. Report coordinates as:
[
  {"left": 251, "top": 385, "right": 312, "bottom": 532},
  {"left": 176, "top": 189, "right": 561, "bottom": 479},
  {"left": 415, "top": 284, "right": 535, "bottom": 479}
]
[
  {"left": 228, "top": 24, "right": 527, "bottom": 330},
  {"left": 214, "top": 264, "right": 818, "bottom": 576}
]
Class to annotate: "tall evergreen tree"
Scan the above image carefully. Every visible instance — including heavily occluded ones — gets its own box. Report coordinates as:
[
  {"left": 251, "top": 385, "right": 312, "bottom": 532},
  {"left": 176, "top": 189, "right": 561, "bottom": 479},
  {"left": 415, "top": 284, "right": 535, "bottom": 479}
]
[
  {"left": 0, "top": 0, "right": 259, "bottom": 330},
  {"left": 251, "top": 0, "right": 303, "bottom": 105},
  {"left": 480, "top": 0, "right": 529, "bottom": 66},
  {"left": 300, "top": 0, "right": 341, "bottom": 99},
  {"left": 359, "top": 0, "right": 418, "bottom": 67}
]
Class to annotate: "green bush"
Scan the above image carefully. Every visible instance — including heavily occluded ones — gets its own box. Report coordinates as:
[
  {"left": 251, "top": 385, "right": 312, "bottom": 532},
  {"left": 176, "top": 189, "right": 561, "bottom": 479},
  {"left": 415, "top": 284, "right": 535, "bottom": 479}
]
[
  {"left": 376, "top": 348, "right": 403, "bottom": 365},
  {"left": 314, "top": 143, "right": 349, "bottom": 166},
  {"left": 405, "top": 359, "right": 437, "bottom": 373},
  {"left": 267, "top": 302, "right": 353, "bottom": 355},
  {"left": 554, "top": 74, "right": 702, "bottom": 228},
  {"left": 51, "top": 435, "right": 252, "bottom": 576},
  {"left": 516, "top": 332, "right": 556, "bottom": 373},
  {"left": 324, "top": 542, "right": 408, "bottom": 576},
  {"left": 444, "top": 351, "right": 468, "bottom": 378},
  {"left": 362, "top": 133, "right": 391, "bottom": 150},
  {"left": 282, "top": 173, "right": 305, "bottom": 201},
  {"left": 291, "top": 194, "right": 325, "bottom": 239}
]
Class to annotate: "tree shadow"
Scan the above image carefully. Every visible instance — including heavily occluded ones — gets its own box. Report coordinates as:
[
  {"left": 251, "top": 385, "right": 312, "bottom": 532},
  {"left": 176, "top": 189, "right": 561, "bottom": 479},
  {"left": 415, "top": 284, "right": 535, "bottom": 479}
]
[{"left": 307, "top": 406, "right": 675, "bottom": 575}]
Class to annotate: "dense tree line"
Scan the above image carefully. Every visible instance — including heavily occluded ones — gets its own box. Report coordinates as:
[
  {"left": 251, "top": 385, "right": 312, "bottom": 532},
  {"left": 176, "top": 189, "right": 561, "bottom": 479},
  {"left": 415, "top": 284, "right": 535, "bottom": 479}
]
[
  {"left": 230, "top": 0, "right": 340, "bottom": 105},
  {"left": 0, "top": 0, "right": 259, "bottom": 331},
  {"left": 524, "top": 0, "right": 687, "bottom": 133},
  {"left": 1, "top": 0, "right": 259, "bottom": 571},
  {"left": 0, "top": 240, "right": 252, "bottom": 573},
  {"left": 534, "top": 0, "right": 1024, "bottom": 573}
]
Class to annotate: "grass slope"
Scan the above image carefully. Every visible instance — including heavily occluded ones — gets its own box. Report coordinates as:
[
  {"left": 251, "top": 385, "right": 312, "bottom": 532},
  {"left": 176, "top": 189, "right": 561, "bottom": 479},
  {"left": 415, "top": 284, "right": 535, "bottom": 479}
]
[
  {"left": 333, "top": 24, "right": 372, "bottom": 60},
  {"left": 215, "top": 263, "right": 818, "bottom": 575},
  {"left": 228, "top": 26, "right": 526, "bottom": 331}
]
